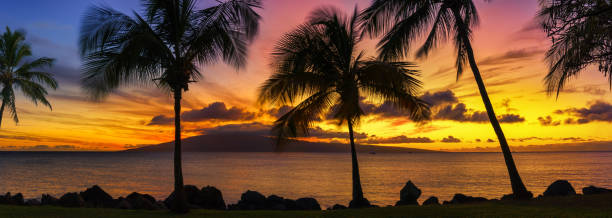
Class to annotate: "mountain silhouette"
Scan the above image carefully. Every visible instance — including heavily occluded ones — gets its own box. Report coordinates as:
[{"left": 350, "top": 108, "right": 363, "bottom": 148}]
[{"left": 126, "top": 132, "right": 436, "bottom": 153}]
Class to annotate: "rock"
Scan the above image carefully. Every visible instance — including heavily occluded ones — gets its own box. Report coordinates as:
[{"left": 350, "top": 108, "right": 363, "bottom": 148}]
[
  {"left": 126, "top": 192, "right": 157, "bottom": 210},
  {"left": 296, "top": 197, "right": 321, "bottom": 210},
  {"left": 163, "top": 185, "right": 197, "bottom": 209},
  {"left": 447, "top": 194, "right": 488, "bottom": 204},
  {"left": 582, "top": 186, "right": 612, "bottom": 195},
  {"left": 25, "top": 199, "right": 41, "bottom": 206},
  {"left": 80, "top": 185, "right": 114, "bottom": 208},
  {"left": 265, "top": 195, "right": 286, "bottom": 210},
  {"left": 543, "top": 180, "right": 576, "bottom": 197},
  {"left": 349, "top": 198, "right": 371, "bottom": 208},
  {"left": 10, "top": 193, "right": 24, "bottom": 205},
  {"left": 328, "top": 204, "right": 347, "bottom": 210},
  {"left": 422, "top": 196, "right": 440, "bottom": 205},
  {"left": 116, "top": 198, "right": 132, "bottom": 209},
  {"left": 41, "top": 194, "right": 59, "bottom": 205},
  {"left": 237, "top": 190, "right": 266, "bottom": 210},
  {"left": 283, "top": 198, "right": 298, "bottom": 210},
  {"left": 500, "top": 191, "right": 534, "bottom": 200},
  {"left": 59, "top": 192, "right": 85, "bottom": 207},
  {"left": 395, "top": 181, "right": 421, "bottom": 206},
  {"left": 199, "top": 186, "right": 226, "bottom": 210},
  {"left": 127, "top": 192, "right": 156, "bottom": 205}
]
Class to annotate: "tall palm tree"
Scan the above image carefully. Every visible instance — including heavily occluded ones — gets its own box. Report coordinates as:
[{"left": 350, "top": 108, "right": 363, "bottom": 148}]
[
  {"left": 258, "top": 6, "right": 430, "bottom": 208},
  {"left": 79, "top": 0, "right": 261, "bottom": 213},
  {"left": 361, "top": 0, "right": 533, "bottom": 199},
  {"left": 0, "top": 27, "right": 58, "bottom": 128},
  {"left": 538, "top": 0, "right": 612, "bottom": 96}
]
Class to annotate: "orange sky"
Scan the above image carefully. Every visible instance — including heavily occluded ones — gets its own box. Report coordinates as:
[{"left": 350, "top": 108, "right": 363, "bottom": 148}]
[{"left": 0, "top": 0, "right": 611, "bottom": 151}]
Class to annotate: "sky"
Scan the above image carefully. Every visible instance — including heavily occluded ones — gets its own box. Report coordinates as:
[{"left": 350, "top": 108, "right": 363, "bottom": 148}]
[{"left": 0, "top": 0, "right": 610, "bottom": 151}]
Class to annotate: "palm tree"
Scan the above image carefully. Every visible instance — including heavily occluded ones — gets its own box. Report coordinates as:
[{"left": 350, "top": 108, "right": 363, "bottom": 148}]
[
  {"left": 538, "top": 0, "right": 612, "bottom": 96},
  {"left": 0, "top": 27, "right": 58, "bottom": 128},
  {"left": 79, "top": 0, "right": 261, "bottom": 213},
  {"left": 258, "top": 6, "right": 430, "bottom": 208},
  {"left": 361, "top": 0, "right": 533, "bottom": 199}
]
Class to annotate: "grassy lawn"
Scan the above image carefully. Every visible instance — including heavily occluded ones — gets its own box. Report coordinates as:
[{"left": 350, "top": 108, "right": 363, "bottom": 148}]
[{"left": 2, "top": 194, "right": 612, "bottom": 218}]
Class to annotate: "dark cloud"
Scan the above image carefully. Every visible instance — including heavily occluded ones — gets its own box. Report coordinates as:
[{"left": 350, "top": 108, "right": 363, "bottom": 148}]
[
  {"left": 183, "top": 102, "right": 256, "bottom": 121},
  {"left": 265, "top": 105, "right": 293, "bottom": 118},
  {"left": 435, "top": 103, "right": 489, "bottom": 122},
  {"left": 487, "top": 139, "right": 495, "bottom": 142},
  {"left": 475, "top": 139, "right": 481, "bottom": 142},
  {"left": 538, "top": 116, "right": 561, "bottom": 126},
  {"left": 148, "top": 115, "right": 174, "bottom": 126},
  {"left": 434, "top": 103, "right": 525, "bottom": 123},
  {"left": 363, "top": 135, "right": 434, "bottom": 144},
  {"left": 308, "top": 127, "right": 367, "bottom": 139},
  {"left": 497, "top": 114, "right": 525, "bottom": 123},
  {"left": 441, "top": 136, "right": 461, "bottom": 143},
  {"left": 148, "top": 102, "right": 256, "bottom": 125},
  {"left": 555, "top": 101, "right": 612, "bottom": 124},
  {"left": 420, "top": 90, "right": 458, "bottom": 106},
  {"left": 478, "top": 47, "right": 545, "bottom": 66}
]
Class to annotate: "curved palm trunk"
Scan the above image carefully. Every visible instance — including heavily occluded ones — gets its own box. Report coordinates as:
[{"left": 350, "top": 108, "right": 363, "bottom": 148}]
[
  {"left": 0, "top": 100, "right": 5, "bottom": 128},
  {"left": 348, "top": 121, "right": 366, "bottom": 205},
  {"left": 172, "top": 89, "right": 189, "bottom": 213},
  {"left": 463, "top": 39, "right": 532, "bottom": 199}
]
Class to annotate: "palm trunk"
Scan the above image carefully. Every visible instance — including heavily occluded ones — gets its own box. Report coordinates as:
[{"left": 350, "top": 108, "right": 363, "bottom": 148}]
[
  {"left": 171, "top": 89, "right": 189, "bottom": 213},
  {"left": 0, "top": 100, "right": 5, "bottom": 128},
  {"left": 348, "top": 121, "right": 367, "bottom": 207},
  {"left": 463, "top": 38, "right": 532, "bottom": 199}
]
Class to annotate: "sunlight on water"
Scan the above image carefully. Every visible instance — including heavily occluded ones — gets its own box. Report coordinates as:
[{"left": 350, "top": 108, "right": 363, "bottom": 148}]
[{"left": 1, "top": 152, "right": 611, "bottom": 208}]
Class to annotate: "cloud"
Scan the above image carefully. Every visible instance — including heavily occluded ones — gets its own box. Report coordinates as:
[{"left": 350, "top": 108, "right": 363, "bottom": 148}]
[
  {"left": 307, "top": 127, "right": 367, "bottom": 139},
  {"left": 435, "top": 103, "right": 489, "bottom": 122},
  {"left": 420, "top": 90, "right": 459, "bottom": 106},
  {"left": 487, "top": 139, "right": 495, "bottom": 142},
  {"left": 148, "top": 102, "right": 256, "bottom": 125},
  {"left": 478, "top": 47, "right": 545, "bottom": 66},
  {"left": 362, "top": 135, "right": 434, "bottom": 144},
  {"left": 497, "top": 114, "right": 526, "bottom": 123},
  {"left": 441, "top": 136, "right": 461, "bottom": 143},
  {"left": 538, "top": 116, "right": 561, "bottom": 126},
  {"left": 555, "top": 101, "right": 612, "bottom": 124},
  {"left": 265, "top": 105, "right": 293, "bottom": 118}
]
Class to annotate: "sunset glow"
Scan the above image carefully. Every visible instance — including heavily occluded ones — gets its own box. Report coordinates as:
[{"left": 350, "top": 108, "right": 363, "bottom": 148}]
[{"left": 0, "top": 0, "right": 610, "bottom": 151}]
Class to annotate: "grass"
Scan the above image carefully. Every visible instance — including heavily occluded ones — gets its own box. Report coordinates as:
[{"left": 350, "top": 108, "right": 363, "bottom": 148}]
[{"left": 2, "top": 194, "right": 612, "bottom": 218}]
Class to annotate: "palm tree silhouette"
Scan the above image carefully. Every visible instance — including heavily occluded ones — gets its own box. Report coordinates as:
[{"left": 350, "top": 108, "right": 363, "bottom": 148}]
[
  {"left": 258, "top": 6, "right": 430, "bottom": 208},
  {"left": 78, "top": 0, "right": 261, "bottom": 213},
  {"left": 0, "top": 27, "right": 58, "bottom": 128},
  {"left": 361, "top": 0, "right": 533, "bottom": 199},
  {"left": 538, "top": 0, "right": 612, "bottom": 96}
]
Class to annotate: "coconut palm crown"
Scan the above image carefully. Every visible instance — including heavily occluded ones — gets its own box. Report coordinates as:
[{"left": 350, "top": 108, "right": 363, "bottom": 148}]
[
  {"left": 78, "top": 0, "right": 261, "bottom": 213},
  {"left": 0, "top": 27, "right": 58, "bottom": 128},
  {"left": 361, "top": 0, "right": 533, "bottom": 199},
  {"left": 258, "top": 6, "right": 430, "bottom": 208}
]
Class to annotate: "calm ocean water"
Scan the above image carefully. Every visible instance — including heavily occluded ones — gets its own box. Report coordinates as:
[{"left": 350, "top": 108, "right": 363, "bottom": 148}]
[{"left": 0, "top": 151, "right": 611, "bottom": 207}]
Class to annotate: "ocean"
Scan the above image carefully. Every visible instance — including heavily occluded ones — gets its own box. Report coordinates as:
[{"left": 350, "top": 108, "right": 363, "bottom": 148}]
[{"left": 0, "top": 151, "right": 611, "bottom": 208}]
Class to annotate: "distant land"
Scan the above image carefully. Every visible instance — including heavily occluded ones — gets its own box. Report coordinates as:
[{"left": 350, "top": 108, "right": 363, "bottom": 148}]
[{"left": 126, "top": 132, "right": 437, "bottom": 153}]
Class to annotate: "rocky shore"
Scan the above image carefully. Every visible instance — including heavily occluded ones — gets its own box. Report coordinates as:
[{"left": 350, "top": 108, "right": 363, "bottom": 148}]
[{"left": 1, "top": 180, "right": 610, "bottom": 211}]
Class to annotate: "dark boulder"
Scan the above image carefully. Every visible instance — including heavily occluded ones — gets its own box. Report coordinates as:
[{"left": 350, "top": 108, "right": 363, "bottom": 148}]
[
  {"left": 395, "top": 181, "right": 421, "bottom": 206},
  {"left": 543, "top": 180, "right": 576, "bottom": 197},
  {"left": 296, "top": 197, "right": 321, "bottom": 210},
  {"left": 283, "top": 198, "right": 298, "bottom": 210},
  {"left": 163, "top": 185, "right": 200, "bottom": 209},
  {"left": 25, "top": 199, "right": 41, "bottom": 206},
  {"left": 59, "top": 192, "right": 85, "bottom": 207},
  {"left": 199, "top": 186, "right": 226, "bottom": 210},
  {"left": 349, "top": 198, "right": 371, "bottom": 208},
  {"left": 126, "top": 192, "right": 157, "bottom": 210},
  {"left": 328, "top": 204, "right": 347, "bottom": 210},
  {"left": 80, "top": 185, "right": 114, "bottom": 208},
  {"left": 41, "top": 194, "right": 59, "bottom": 205},
  {"left": 582, "top": 186, "right": 612, "bottom": 195},
  {"left": 11, "top": 193, "right": 24, "bottom": 205},
  {"left": 265, "top": 195, "right": 286, "bottom": 210},
  {"left": 116, "top": 198, "right": 132, "bottom": 209},
  {"left": 422, "top": 196, "right": 440, "bottom": 206},
  {"left": 446, "top": 194, "right": 488, "bottom": 204},
  {"left": 236, "top": 190, "right": 266, "bottom": 210}
]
